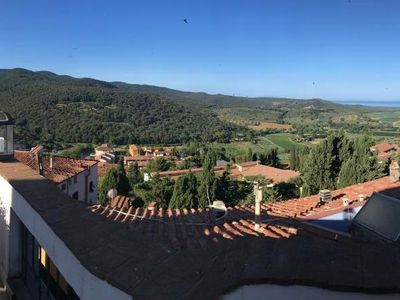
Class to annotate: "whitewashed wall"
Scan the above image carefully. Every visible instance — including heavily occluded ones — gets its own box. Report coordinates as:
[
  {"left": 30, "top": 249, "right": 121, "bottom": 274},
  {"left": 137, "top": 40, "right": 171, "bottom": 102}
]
[
  {"left": 0, "top": 174, "right": 130, "bottom": 300},
  {"left": 57, "top": 165, "right": 98, "bottom": 204}
]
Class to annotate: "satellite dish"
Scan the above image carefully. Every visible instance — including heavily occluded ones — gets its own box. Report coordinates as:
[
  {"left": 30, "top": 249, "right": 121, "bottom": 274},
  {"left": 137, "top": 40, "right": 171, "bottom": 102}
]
[
  {"left": 107, "top": 188, "right": 117, "bottom": 200},
  {"left": 209, "top": 201, "right": 227, "bottom": 222}
]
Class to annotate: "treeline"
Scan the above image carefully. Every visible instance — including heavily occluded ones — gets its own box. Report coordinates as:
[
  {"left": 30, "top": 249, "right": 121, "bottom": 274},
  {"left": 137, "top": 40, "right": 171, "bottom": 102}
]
[
  {"left": 290, "top": 132, "right": 388, "bottom": 195},
  {"left": 0, "top": 69, "right": 249, "bottom": 148}
]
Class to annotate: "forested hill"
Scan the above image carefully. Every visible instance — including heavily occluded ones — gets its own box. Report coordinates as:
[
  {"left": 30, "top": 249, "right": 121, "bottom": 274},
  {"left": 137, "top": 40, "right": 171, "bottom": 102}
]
[
  {"left": 0, "top": 68, "right": 380, "bottom": 147},
  {"left": 114, "top": 81, "right": 348, "bottom": 110},
  {"left": 0, "top": 68, "right": 244, "bottom": 146}
]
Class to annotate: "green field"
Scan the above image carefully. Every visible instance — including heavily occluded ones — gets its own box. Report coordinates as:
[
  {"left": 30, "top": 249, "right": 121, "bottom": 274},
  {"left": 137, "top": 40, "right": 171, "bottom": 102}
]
[
  {"left": 365, "top": 111, "right": 400, "bottom": 126},
  {"left": 211, "top": 133, "right": 306, "bottom": 165},
  {"left": 261, "top": 133, "right": 303, "bottom": 151}
]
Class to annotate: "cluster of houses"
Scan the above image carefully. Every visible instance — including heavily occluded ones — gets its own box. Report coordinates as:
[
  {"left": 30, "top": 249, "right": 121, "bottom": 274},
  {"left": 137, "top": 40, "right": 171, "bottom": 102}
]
[{"left": 7, "top": 138, "right": 400, "bottom": 208}]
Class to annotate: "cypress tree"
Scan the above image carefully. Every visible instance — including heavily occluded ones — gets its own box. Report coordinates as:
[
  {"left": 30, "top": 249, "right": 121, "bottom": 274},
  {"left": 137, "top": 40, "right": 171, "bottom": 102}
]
[
  {"left": 116, "top": 160, "right": 130, "bottom": 196},
  {"left": 98, "top": 167, "right": 119, "bottom": 205},
  {"left": 198, "top": 150, "right": 217, "bottom": 208},
  {"left": 169, "top": 172, "right": 199, "bottom": 209},
  {"left": 127, "top": 161, "right": 142, "bottom": 188}
]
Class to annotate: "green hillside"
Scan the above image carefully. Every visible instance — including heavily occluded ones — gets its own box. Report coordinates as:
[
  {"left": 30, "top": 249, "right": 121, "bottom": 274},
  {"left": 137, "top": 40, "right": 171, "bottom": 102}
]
[{"left": 0, "top": 68, "right": 244, "bottom": 147}]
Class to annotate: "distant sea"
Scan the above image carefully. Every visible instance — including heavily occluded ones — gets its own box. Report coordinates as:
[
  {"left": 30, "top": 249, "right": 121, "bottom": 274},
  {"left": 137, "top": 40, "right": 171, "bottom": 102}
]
[{"left": 333, "top": 100, "right": 400, "bottom": 107}]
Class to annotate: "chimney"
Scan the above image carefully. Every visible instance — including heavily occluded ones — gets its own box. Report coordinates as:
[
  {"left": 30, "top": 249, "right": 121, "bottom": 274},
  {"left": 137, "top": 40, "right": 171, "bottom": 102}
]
[
  {"left": 319, "top": 189, "right": 332, "bottom": 203},
  {"left": 389, "top": 160, "right": 400, "bottom": 182},
  {"left": 36, "top": 152, "right": 44, "bottom": 176},
  {"left": 254, "top": 183, "right": 263, "bottom": 232},
  {"left": 50, "top": 154, "right": 53, "bottom": 169}
]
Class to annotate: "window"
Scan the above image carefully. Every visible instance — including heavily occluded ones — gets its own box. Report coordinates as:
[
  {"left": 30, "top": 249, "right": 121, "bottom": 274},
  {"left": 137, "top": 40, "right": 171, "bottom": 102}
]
[
  {"left": 73, "top": 176, "right": 77, "bottom": 184},
  {"left": 89, "top": 181, "right": 94, "bottom": 193},
  {"left": 61, "top": 184, "right": 66, "bottom": 191},
  {"left": 38, "top": 246, "right": 80, "bottom": 300},
  {"left": 72, "top": 192, "right": 79, "bottom": 200}
]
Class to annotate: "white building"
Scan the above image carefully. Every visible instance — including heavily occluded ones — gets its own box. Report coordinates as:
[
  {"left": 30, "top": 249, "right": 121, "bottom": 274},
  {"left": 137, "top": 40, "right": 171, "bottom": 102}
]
[
  {"left": 0, "top": 161, "right": 130, "bottom": 300},
  {"left": 94, "top": 144, "right": 116, "bottom": 163},
  {"left": 14, "top": 146, "right": 98, "bottom": 204}
]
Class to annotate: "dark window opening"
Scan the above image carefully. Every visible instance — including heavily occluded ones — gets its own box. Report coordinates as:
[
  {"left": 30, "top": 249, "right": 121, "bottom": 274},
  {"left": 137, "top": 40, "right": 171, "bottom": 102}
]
[{"left": 72, "top": 192, "right": 78, "bottom": 200}]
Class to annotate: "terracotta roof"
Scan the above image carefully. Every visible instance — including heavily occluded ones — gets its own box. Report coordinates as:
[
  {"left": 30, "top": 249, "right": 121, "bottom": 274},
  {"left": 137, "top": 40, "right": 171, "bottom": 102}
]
[
  {"left": 265, "top": 176, "right": 400, "bottom": 219},
  {"left": 110, "top": 195, "right": 131, "bottom": 211},
  {"left": 3, "top": 161, "right": 400, "bottom": 299},
  {"left": 95, "top": 144, "right": 114, "bottom": 152},
  {"left": 97, "top": 162, "right": 118, "bottom": 177},
  {"left": 14, "top": 150, "right": 98, "bottom": 184},
  {"left": 124, "top": 155, "right": 154, "bottom": 161},
  {"left": 90, "top": 176, "right": 400, "bottom": 249},
  {"left": 156, "top": 162, "right": 299, "bottom": 183},
  {"left": 231, "top": 164, "right": 300, "bottom": 183},
  {"left": 371, "top": 142, "right": 400, "bottom": 159},
  {"left": 154, "top": 165, "right": 227, "bottom": 178},
  {"left": 236, "top": 161, "right": 259, "bottom": 168}
]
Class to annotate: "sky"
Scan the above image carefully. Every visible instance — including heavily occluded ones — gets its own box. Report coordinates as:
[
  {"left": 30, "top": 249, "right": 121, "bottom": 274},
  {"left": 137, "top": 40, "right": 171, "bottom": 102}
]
[{"left": 1, "top": 0, "right": 400, "bottom": 100}]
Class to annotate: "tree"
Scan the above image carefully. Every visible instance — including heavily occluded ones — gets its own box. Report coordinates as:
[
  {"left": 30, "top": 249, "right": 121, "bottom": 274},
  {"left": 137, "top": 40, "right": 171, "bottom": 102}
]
[
  {"left": 133, "top": 176, "right": 174, "bottom": 208},
  {"left": 116, "top": 161, "right": 130, "bottom": 196},
  {"left": 198, "top": 150, "right": 217, "bottom": 208},
  {"left": 337, "top": 158, "right": 357, "bottom": 188},
  {"left": 259, "top": 148, "right": 279, "bottom": 167},
  {"left": 263, "top": 183, "right": 280, "bottom": 203},
  {"left": 150, "top": 176, "right": 174, "bottom": 208},
  {"left": 98, "top": 168, "right": 119, "bottom": 205},
  {"left": 146, "top": 157, "right": 173, "bottom": 172},
  {"left": 246, "top": 147, "right": 253, "bottom": 162},
  {"left": 169, "top": 173, "right": 199, "bottom": 209},
  {"left": 127, "top": 162, "right": 142, "bottom": 189}
]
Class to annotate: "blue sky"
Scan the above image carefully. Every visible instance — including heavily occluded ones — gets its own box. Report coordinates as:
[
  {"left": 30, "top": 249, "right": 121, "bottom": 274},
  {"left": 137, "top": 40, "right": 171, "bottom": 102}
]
[{"left": 1, "top": 0, "right": 399, "bottom": 100}]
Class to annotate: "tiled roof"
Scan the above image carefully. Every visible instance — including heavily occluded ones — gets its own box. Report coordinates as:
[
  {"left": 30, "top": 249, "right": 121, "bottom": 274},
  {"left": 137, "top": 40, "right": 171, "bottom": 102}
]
[
  {"left": 110, "top": 195, "right": 131, "bottom": 211},
  {"left": 124, "top": 155, "right": 154, "bottom": 161},
  {"left": 14, "top": 150, "right": 98, "bottom": 184},
  {"left": 236, "top": 161, "right": 259, "bottom": 168},
  {"left": 266, "top": 176, "right": 400, "bottom": 219},
  {"left": 230, "top": 164, "right": 300, "bottom": 183},
  {"left": 95, "top": 143, "right": 114, "bottom": 152},
  {"left": 3, "top": 161, "right": 400, "bottom": 299},
  {"left": 97, "top": 162, "right": 118, "bottom": 176},
  {"left": 90, "top": 176, "right": 400, "bottom": 250},
  {"left": 155, "top": 165, "right": 227, "bottom": 178},
  {"left": 156, "top": 162, "right": 299, "bottom": 183},
  {"left": 371, "top": 142, "right": 400, "bottom": 158},
  {"left": 89, "top": 204, "right": 296, "bottom": 250}
]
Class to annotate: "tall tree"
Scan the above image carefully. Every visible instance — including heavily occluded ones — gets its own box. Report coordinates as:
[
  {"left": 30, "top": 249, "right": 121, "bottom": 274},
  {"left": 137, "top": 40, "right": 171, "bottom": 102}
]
[
  {"left": 116, "top": 161, "right": 130, "bottom": 196},
  {"left": 127, "top": 161, "right": 142, "bottom": 189},
  {"left": 98, "top": 168, "right": 119, "bottom": 205},
  {"left": 246, "top": 147, "right": 253, "bottom": 162},
  {"left": 198, "top": 149, "right": 217, "bottom": 208},
  {"left": 169, "top": 173, "right": 199, "bottom": 209}
]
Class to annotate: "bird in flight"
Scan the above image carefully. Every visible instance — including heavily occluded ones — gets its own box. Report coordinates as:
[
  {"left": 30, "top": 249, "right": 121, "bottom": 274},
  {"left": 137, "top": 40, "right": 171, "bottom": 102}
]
[{"left": 183, "top": 18, "right": 188, "bottom": 24}]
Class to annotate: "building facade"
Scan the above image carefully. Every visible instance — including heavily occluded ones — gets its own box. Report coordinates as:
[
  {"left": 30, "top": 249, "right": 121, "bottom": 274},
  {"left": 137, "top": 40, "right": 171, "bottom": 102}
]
[{"left": 15, "top": 148, "right": 98, "bottom": 204}]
